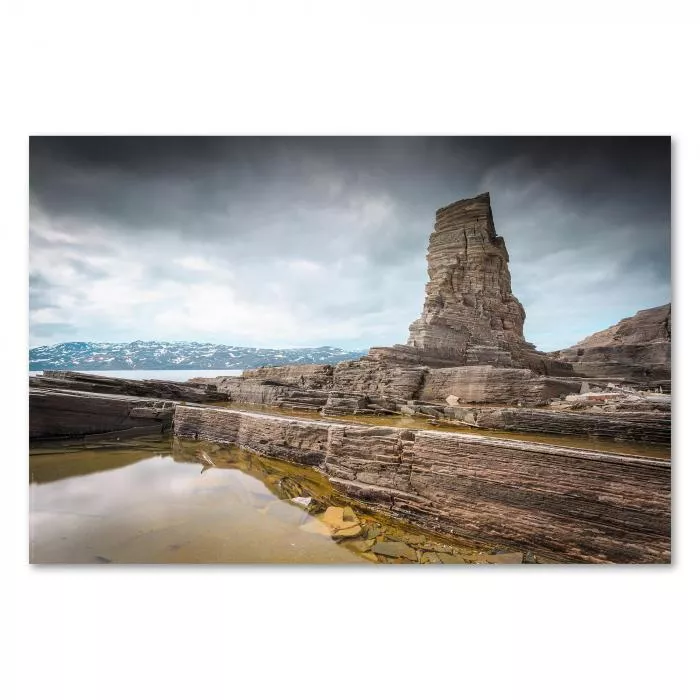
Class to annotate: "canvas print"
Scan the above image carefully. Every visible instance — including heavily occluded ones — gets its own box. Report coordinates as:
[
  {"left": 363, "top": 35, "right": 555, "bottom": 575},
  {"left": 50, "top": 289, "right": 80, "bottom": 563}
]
[{"left": 28, "top": 136, "right": 671, "bottom": 564}]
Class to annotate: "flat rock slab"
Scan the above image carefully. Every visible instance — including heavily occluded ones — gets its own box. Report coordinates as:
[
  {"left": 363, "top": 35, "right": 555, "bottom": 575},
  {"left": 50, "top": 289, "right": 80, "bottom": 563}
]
[
  {"left": 477, "top": 552, "right": 524, "bottom": 564},
  {"left": 30, "top": 388, "right": 175, "bottom": 439},
  {"left": 332, "top": 524, "right": 362, "bottom": 539},
  {"left": 173, "top": 404, "right": 671, "bottom": 563},
  {"left": 437, "top": 553, "right": 467, "bottom": 564},
  {"left": 372, "top": 541, "right": 418, "bottom": 561}
]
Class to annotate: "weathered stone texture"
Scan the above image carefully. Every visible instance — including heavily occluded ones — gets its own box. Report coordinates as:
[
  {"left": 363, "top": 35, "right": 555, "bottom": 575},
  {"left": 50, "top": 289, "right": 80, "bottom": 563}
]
[
  {"left": 470, "top": 407, "right": 671, "bottom": 444},
  {"left": 30, "top": 388, "right": 174, "bottom": 439},
  {"left": 409, "top": 432, "right": 670, "bottom": 564},
  {"left": 174, "top": 404, "right": 329, "bottom": 467},
  {"left": 419, "top": 366, "right": 581, "bottom": 406},
  {"left": 241, "top": 364, "right": 334, "bottom": 389},
  {"left": 372, "top": 192, "right": 573, "bottom": 376},
  {"left": 331, "top": 359, "right": 427, "bottom": 399},
  {"left": 551, "top": 304, "right": 671, "bottom": 381},
  {"left": 32, "top": 371, "right": 228, "bottom": 403},
  {"left": 171, "top": 405, "right": 670, "bottom": 563},
  {"left": 407, "top": 193, "right": 526, "bottom": 354}
]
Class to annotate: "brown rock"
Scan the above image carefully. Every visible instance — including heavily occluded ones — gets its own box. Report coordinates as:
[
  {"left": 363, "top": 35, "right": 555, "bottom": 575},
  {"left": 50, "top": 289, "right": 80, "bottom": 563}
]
[
  {"left": 332, "top": 524, "right": 362, "bottom": 539},
  {"left": 477, "top": 552, "right": 524, "bottom": 564},
  {"left": 437, "top": 553, "right": 467, "bottom": 564},
  {"left": 420, "top": 552, "right": 443, "bottom": 564},
  {"left": 550, "top": 304, "right": 671, "bottom": 382},
  {"left": 344, "top": 539, "right": 375, "bottom": 553},
  {"left": 372, "top": 541, "right": 419, "bottom": 561},
  {"left": 371, "top": 192, "right": 572, "bottom": 377},
  {"left": 173, "top": 373, "right": 671, "bottom": 564}
]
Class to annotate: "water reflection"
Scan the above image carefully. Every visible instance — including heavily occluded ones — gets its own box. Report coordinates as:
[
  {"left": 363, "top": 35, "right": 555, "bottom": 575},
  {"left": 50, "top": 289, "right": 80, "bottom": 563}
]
[
  {"left": 30, "top": 440, "right": 370, "bottom": 564},
  {"left": 29, "top": 437, "right": 509, "bottom": 565}
]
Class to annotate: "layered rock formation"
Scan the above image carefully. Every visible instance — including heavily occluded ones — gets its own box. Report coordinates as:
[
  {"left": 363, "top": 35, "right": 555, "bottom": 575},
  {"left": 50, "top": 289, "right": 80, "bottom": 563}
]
[
  {"left": 207, "top": 361, "right": 581, "bottom": 411},
  {"left": 201, "top": 193, "right": 587, "bottom": 410},
  {"left": 173, "top": 404, "right": 671, "bottom": 563},
  {"left": 550, "top": 304, "right": 671, "bottom": 382},
  {"left": 30, "top": 388, "right": 175, "bottom": 440},
  {"left": 373, "top": 192, "right": 572, "bottom": 376},
  {"left": 31, "top": 370, "right": 229, "bottom": 403}
]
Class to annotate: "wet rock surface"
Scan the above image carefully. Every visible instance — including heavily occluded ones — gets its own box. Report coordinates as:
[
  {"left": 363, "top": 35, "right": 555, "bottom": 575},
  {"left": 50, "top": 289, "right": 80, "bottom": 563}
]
[
  {"left": 174, "top": 404, "right": 671, "bottom": 563},
  {"left": 173, "top": 439, "right": 526, "bottom": 565}
]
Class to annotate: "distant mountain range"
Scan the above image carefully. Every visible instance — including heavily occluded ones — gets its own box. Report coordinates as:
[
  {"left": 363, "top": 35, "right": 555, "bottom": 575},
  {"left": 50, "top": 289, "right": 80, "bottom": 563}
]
[{"left": 29, "top": 341, "right": 368, "bottom": 371}]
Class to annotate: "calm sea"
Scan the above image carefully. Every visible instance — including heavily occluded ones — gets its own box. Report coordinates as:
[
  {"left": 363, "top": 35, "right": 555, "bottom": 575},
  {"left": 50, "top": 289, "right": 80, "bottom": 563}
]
[{"left": 29, "top": 369, "right": 244, "bottom": 381}]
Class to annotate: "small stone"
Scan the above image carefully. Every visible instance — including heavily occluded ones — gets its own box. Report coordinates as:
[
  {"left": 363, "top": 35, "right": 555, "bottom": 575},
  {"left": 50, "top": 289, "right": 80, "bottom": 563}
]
[
  {"left": 290, "top": 496, "right": 312, "bottom": 509},
  {"left": 360, "top": 552, "right": 379, "bottom": 563},
  {"left": 321, "top": 506, "right": 346, "bottom": 529},
  {"left": 332, "top": 524, "right": 362, "bottom": 540},
  {"left": 403, "top": 533, "right": 427, "bottom": 546},
  {"left": 372, "top": 541, "right": 418, "bottom": 561},
  {"left": 420, "top": 552, "right": 443, "bottom": 564},
  {"left": 365, "top": 526, "right": 382, "bottom": 539},
  {"left": 342, "top": 506, "right": 360, "bottom": 524},
  {"left": 420, "top": 542, "right": 453, "bottom": 554},
  {"left": 345, "top": 539, "right": 375, "bottom": 553},
  {"left": 446, "top": 394, "right": 461, "bottom": 406},
  {"left": 478, "top": 552, "right": 524, "bottom": 564},
  {"left": 437, "top": 553, "right": 466, "bottom": 564}
]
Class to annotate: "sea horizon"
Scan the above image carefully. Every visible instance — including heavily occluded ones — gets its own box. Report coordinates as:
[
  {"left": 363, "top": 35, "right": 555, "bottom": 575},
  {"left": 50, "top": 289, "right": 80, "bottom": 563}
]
[{"left": 28, "top": 368, "right": 245, "bottom": 381}]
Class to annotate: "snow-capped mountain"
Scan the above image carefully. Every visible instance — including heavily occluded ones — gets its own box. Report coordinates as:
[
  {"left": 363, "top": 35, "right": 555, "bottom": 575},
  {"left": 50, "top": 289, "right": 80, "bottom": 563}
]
[{"left": 29, "top": 341, "right": 368, "bottom": 371}]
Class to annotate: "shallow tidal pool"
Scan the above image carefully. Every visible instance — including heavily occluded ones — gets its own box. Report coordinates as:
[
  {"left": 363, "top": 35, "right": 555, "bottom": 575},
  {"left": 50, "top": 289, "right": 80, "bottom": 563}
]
[{"left": 29, "top": 436, "right": 498, "bottom": 565}]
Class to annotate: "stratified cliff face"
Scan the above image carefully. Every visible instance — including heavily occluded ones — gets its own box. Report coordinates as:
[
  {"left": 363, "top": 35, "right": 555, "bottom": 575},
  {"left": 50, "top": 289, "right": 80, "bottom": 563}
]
[
  {"left": 407, "top": 192, "right": 527, "bottom": 359},
  {"left": 550, "top": 304, "right": 671, "bottom": 381},
  {"left": 374, "top": 192, "right": 572, "bottom": 376}
]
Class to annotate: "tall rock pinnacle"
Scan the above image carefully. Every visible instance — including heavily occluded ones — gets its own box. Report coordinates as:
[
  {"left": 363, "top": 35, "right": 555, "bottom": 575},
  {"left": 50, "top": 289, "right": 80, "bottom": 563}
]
[
  {"left": 407, "top": 192, "right": 527, "bottom": 360},
  {"left": 369, "top": 192, "right": 572, "bottom": 375}
]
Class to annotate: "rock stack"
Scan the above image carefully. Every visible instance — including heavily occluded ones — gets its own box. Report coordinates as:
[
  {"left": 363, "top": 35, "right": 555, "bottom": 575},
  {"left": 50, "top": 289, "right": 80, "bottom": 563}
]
[{"left": 370, "top": 192, "right": 572, "bottom": 376}]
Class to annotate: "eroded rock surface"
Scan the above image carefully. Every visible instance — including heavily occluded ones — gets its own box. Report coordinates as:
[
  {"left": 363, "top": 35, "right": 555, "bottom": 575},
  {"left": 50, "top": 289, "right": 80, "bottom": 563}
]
[
  {"left": 173, "top": 404, "right": 671, "bottom": 563},
  {"left": 550, "top": 304, "right": 671, "bottom": 382},
  {"left": 377, "top": 192, "right": 572, "bottom": 376},
  {"left": 30, "top": 388, "right": 175, "bottom": 439},
  {"left": 31, "top": 371, "right": 229, "bottom": 403}
]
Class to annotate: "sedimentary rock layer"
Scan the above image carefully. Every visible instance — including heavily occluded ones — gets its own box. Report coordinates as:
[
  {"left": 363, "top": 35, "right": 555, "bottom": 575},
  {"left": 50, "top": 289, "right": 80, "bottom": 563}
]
[
  {"left": 470, "top": 407, "right": 671, "bottom": 444},
  {"left": 209, "top": 361, "right": 581, "bottom": 410},
  {"left": 31, "top": 371, "right": 229, "bottom": 403},
  {"left": 368, "top": 192, "right": 572, "bottom": 376},
  {"left": 551, "top": 304, "right": 671, "bottom": 381},
  {"left": 173, "top": 404, "right": 671, "bottom": 563},
  {"left": 407, "top": 193, "right": 527, "bottom": 356},
  {"left": 419, "top": 366, "right": 580, "bottom": 405},
  {"left": 30, "top": 388, "right": 175, "bottom": 439}
]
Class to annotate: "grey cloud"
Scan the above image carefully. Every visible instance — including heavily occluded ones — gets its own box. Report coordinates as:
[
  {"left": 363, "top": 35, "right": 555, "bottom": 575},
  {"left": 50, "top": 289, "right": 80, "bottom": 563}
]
[
  {"left": 31, "top": 322, "right": 80, "bottom": 339},
  {"left": 28, "top": 137, "right": 670, "bottom": 350}
]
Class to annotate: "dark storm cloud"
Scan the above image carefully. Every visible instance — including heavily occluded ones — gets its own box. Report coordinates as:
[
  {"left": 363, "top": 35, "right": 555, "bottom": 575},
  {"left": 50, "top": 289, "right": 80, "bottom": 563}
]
[{"left": 28, "top": 136, "right": 671, "bottom": 350}]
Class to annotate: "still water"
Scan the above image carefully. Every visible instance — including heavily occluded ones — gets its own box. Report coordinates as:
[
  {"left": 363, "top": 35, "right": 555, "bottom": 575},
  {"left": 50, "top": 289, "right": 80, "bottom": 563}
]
[
  {"left": 29, "top": 436, "right": 491, "bottom": 565},
  {"left": 29, "top": 369, "right": 244, "bottom": 381}
]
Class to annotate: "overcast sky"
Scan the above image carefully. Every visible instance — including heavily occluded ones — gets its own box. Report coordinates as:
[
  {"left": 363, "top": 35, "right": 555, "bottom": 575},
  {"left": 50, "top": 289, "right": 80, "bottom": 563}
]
[{"left": 28, "top": 136, "right": 671, "bottom": 352}]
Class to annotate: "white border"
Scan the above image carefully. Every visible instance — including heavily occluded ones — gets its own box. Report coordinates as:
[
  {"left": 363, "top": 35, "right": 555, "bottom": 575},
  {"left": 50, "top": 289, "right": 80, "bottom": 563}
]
[{"left": 2, "top": 3, "right": 698, "bottom": 699}]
